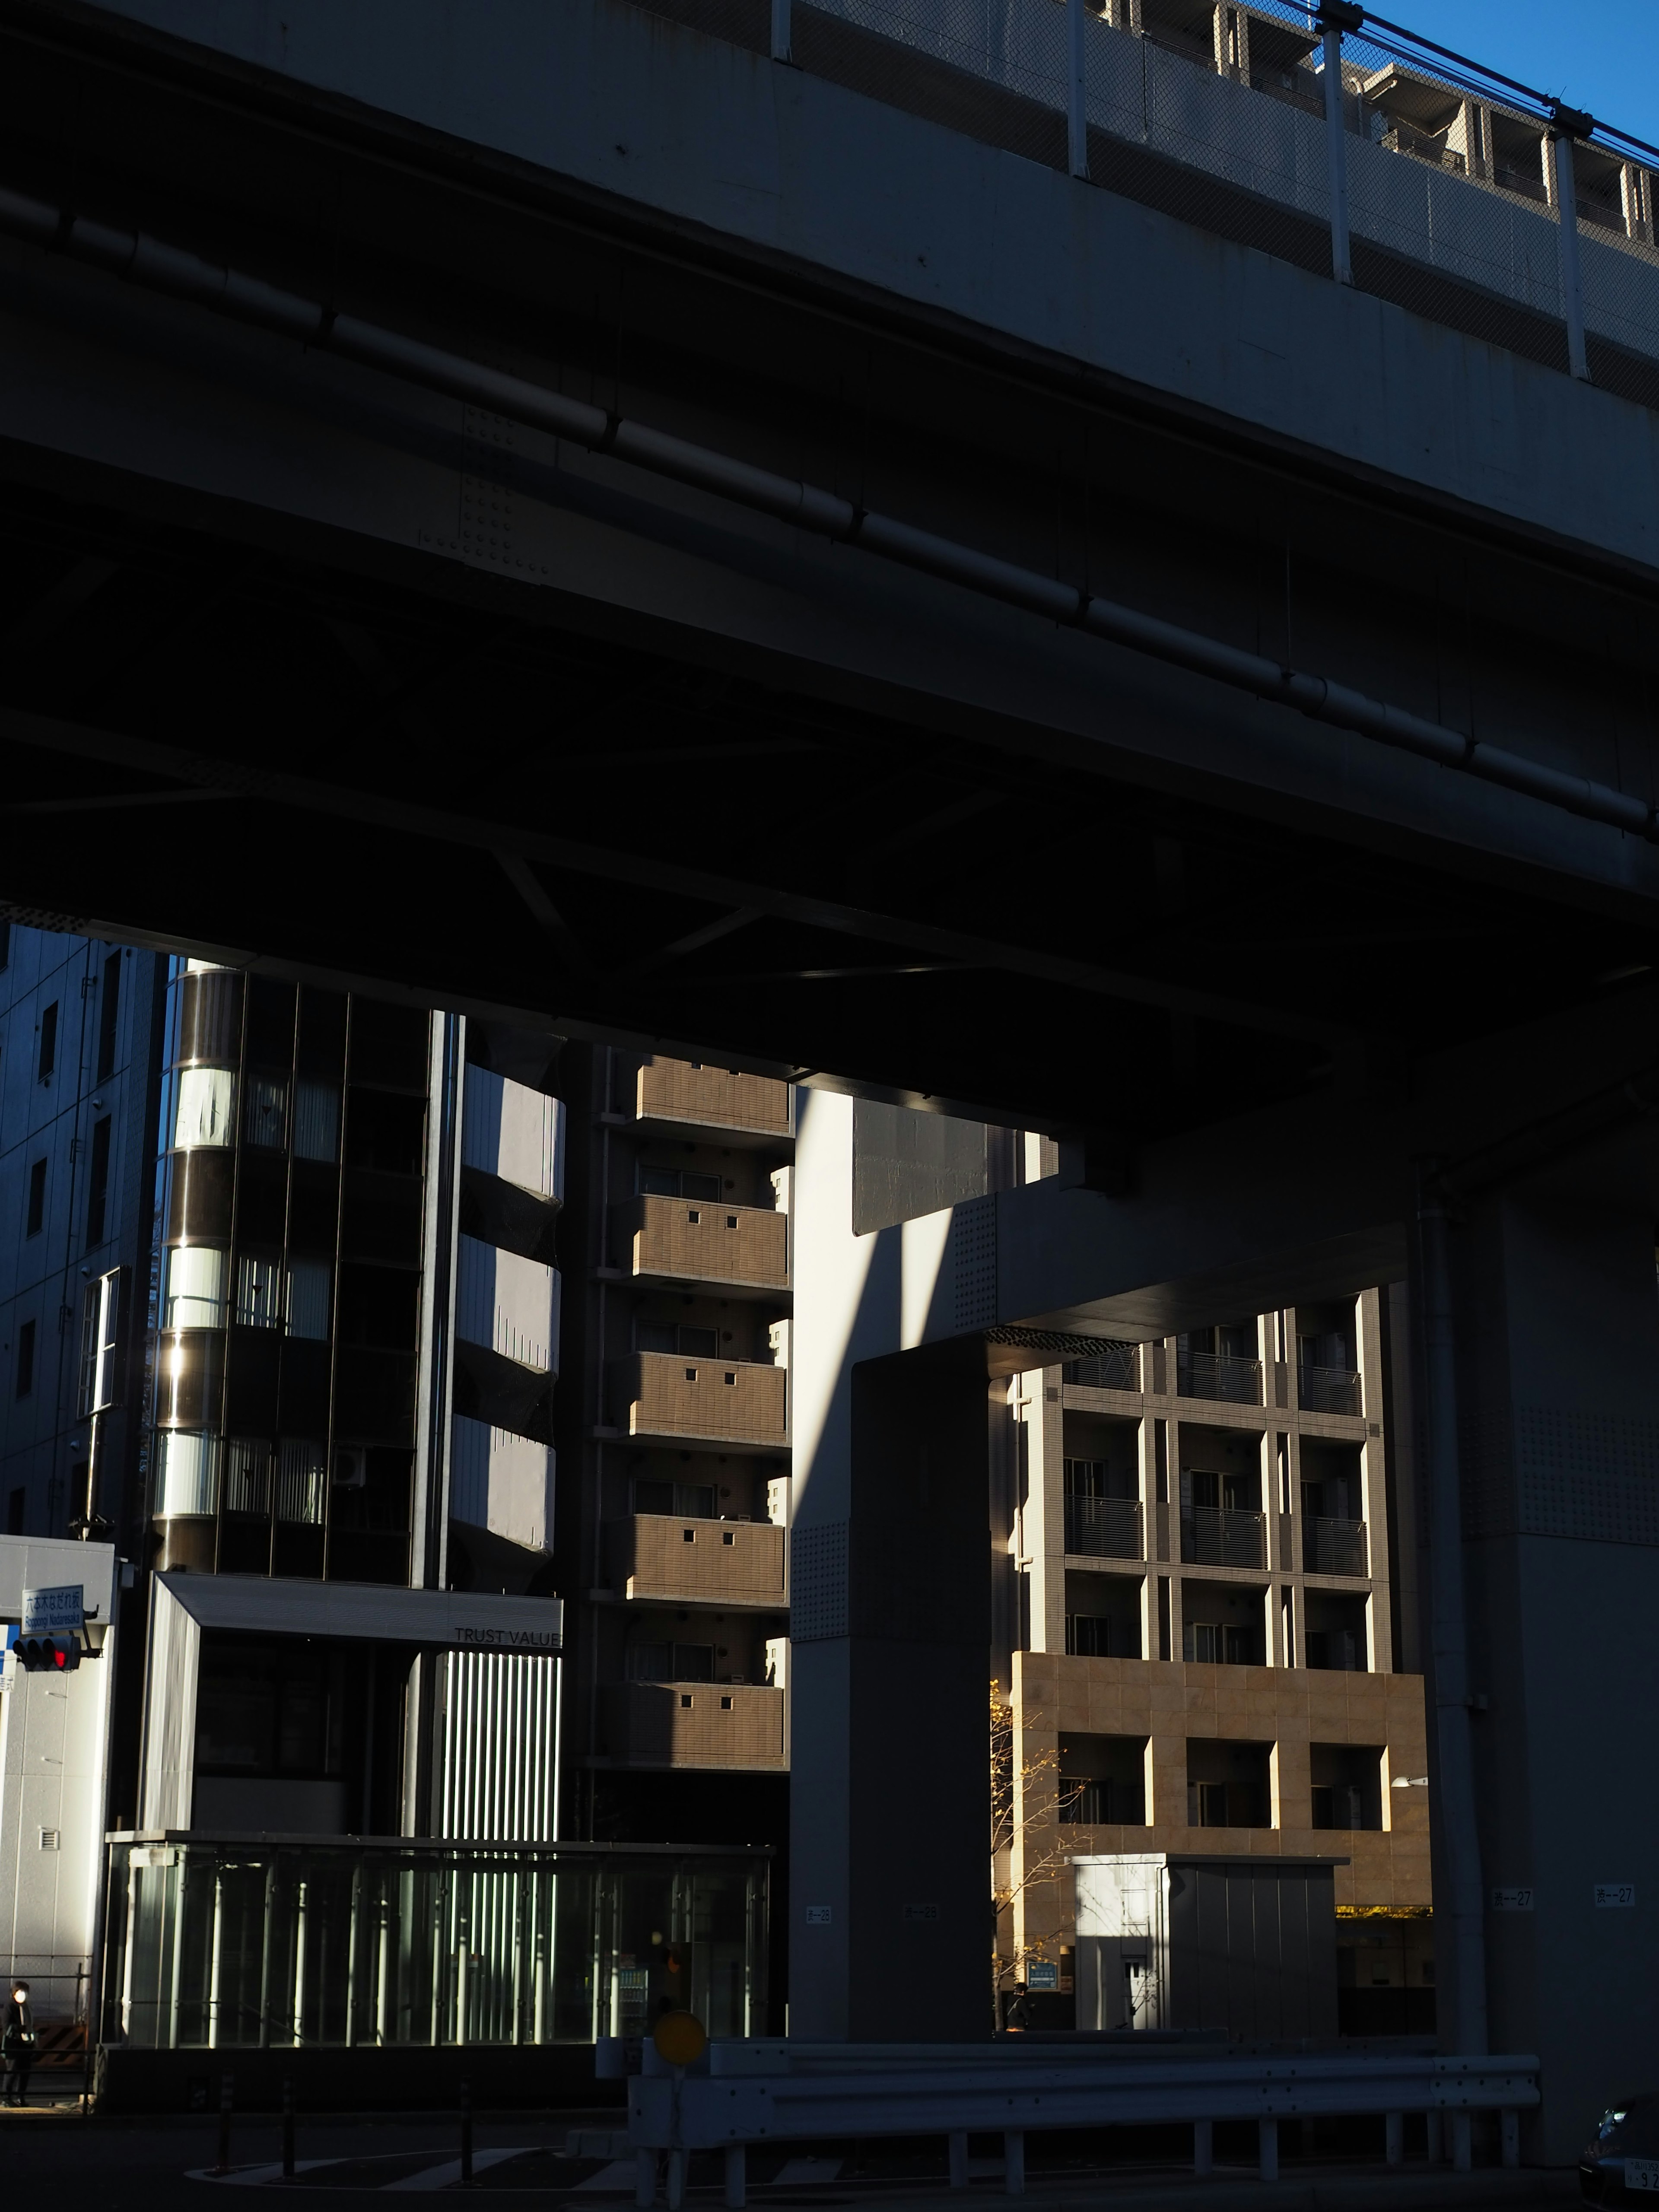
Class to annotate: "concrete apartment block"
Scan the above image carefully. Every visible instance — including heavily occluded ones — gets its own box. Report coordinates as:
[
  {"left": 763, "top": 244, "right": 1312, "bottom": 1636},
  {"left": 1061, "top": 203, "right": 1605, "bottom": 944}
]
[
  {"left": 1004, "top": 1284, "right": 1432, "bottom": 2028},
  {"left": 562, "top": 1050, "right": 793, "bottom": 1830}
]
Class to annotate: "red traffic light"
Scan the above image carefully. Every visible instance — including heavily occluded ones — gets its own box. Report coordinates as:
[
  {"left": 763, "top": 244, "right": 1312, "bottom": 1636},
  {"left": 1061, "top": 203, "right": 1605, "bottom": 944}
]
[{"left": 13, "top": 1634, "right": 79, "bottom": 1674}]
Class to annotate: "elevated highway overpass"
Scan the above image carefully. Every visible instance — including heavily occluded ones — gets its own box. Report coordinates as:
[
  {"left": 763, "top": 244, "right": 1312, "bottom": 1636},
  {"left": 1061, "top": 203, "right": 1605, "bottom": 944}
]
[{"left": 0, "top": 0, "right": 1654, "bottom": 2161}]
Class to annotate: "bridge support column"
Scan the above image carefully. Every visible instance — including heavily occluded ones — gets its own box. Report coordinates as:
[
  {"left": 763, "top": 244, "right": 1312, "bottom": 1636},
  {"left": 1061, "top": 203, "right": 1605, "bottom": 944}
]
[
  {"left": 1424, "top": 1154, "right": 1659, "bottom": 2160},
  {"left": 789, "top": 1335, "right": 992, "bottom": 2038}
]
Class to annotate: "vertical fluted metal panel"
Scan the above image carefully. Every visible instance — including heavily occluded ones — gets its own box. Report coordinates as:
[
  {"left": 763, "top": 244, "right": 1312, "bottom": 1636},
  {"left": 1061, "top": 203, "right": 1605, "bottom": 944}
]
[{"left": 439, "top": 1649, "right": 559, "bottom": 1842}]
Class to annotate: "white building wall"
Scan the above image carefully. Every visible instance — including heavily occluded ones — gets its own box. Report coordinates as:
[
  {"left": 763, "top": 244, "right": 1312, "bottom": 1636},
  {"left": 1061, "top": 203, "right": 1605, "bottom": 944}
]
[
  {"left": 454, "top": 1235, "right": 559, "bottom": 1376},
  {"left": 0, "top": 1538, "right": 118, "bottom": 2023},
  {"left": 461, "top": 1064, "right": 565, "bottom": 1202},
  {"left": 449, "top": 1414, "right": 555, "bottom": 1553}
]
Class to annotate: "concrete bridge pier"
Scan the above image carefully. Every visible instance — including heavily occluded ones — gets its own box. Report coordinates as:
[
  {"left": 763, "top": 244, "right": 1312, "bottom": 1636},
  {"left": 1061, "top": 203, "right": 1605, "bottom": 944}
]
[
  {"left": 1426, "top": 1141, "right": 1659, "bottom": 2164},
  {"left": 788, "top": 1087, "right": 1659, "bottom": 2158},
  {"left": 788, "top": 1335, "right": 993, "bottom": 2040}
]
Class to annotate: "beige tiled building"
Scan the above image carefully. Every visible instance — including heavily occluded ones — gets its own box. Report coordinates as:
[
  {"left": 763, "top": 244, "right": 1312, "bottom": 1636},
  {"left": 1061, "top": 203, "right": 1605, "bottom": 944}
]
[
  {"left": 1005, "top": 1288, "right": 1435, "bottom": 2028},
  {"left": 559, "top": 1052, "right": 794, "bottom": 1844}
]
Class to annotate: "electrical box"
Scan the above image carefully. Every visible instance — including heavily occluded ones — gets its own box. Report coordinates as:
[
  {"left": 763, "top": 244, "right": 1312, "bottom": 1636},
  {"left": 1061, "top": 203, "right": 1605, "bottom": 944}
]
[{"left": 1072, "top": 1851, "right": 1345, "bottom": 2040}]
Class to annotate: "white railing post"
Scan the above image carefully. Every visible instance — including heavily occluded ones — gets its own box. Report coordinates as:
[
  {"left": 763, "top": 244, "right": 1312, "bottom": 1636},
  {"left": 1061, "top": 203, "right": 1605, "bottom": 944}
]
[
  {"left": 771, "top": 0, "right": 791, "bottom": 64},
  {"left": 1319, "top": 12, "right": 1354, "bottom": 285},
  {"left": 1259, "top": 2118, "right": 1279, "bottom": 2182},
  {"left": 1067, "top": 0, "right": 1088, "bottom": 181},
  {"left": 1550, "top": 107, "right": 1592, "bottom": 381}
]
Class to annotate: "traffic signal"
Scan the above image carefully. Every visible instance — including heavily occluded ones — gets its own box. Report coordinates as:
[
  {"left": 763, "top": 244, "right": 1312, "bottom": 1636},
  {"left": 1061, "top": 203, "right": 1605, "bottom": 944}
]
[{"left": 13, "top": 1634, "right": 79, "bottom": 1674}]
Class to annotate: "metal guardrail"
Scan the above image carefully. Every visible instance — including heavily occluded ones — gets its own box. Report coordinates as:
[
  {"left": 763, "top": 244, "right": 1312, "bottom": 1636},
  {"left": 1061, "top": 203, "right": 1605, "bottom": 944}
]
[
  {"left": 1177, "top": 1351, "right": 1262, "bottom": 1405},
  {"left": 1064, "top": 1494, "right": 1143, "bottom": 1559},
  {"left": 1180, "top": 1503, "right": 1265, "bottom": 1568},
  {"left": 1062, "top": 1344, "right": 1138, "bottom": 1391},
  {"left": 1298, "top": 1363, "right": 1363, "bottom": 1415},
  {"left": 625, "top": 2041, "right": 1541, "bottom": 2206},
  {"left": 1304, "top": 1514, "right": 1368, "bottom": 1576}
]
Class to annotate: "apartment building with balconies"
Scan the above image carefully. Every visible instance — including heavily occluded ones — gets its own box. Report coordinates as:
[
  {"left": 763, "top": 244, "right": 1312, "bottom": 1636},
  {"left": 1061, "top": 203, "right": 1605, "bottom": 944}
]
[
  {"left": 556, "top": 1049, "right": 792, "bottom": 1851},
  {"left": 1009, "top": 1285, "right": 1432, "bottom": 2034}
]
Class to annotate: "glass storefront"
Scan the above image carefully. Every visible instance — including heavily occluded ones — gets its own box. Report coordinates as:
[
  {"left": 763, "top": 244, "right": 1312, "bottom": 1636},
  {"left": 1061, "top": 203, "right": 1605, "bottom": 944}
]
[{"left": 105, "top": 1836, "right": 768, "bottom": 2050}]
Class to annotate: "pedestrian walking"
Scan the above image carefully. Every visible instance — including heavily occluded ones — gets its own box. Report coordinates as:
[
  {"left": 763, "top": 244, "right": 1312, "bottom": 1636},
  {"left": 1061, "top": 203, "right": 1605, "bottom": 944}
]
[{"left": 3, "top": 1981, "right": 37, "bottom": 2107}]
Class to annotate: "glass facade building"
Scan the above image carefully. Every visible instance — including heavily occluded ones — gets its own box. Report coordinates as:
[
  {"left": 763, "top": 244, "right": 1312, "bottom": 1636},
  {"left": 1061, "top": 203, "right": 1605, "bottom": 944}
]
[{"left": 150, "top": 961, "right": 434, "bottom": 1583}]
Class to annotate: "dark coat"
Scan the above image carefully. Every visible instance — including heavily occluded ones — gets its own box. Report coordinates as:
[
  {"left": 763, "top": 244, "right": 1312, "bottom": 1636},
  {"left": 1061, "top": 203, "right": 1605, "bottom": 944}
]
[{"left": 2, "top": 1997, "right": 35, "bottom": 2064}]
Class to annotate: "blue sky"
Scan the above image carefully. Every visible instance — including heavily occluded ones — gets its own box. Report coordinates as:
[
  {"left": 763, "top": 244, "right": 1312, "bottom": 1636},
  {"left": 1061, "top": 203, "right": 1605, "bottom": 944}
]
[{"left": 1382, "top": 3, "right": 1659, "bottom": 151}]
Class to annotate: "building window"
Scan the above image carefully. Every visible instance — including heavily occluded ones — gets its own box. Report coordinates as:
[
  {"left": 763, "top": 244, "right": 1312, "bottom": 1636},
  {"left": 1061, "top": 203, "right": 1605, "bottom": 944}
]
[
  {"left": 627, "top": 1641, "right": 715, "bottom": 1683},
  {"left": 76, "top": 1273, "right": 122, "bottom": 1418},
  {"left": 95, "top": 952, "right": 121, "bottom": 1082},
  {"left": 175, "top": 1067, "right": 235, "bottom": 1148},
  {"left": 244, "top": 1074, "right": 287, "bottom": 1149},
  {"left": 25, "top": 1158, "right": 46, "bottom": 1236},
  {"left": 634, "top": 1479, "right": 718, "bottom": 1519},
  {"left": 37, "top": 1001, "right": 57, "bottom": 1083},
  {"left": 637, "top": 1322, "right": 719, "bottom": 1357},
  {"left": 5, "top": 1489, "right": 22, "bottom": 1535},
  {"left": 235, "top": 1254, "right": 283, "bottom": 1329},
  {"left": 276, "top": 1440, "right": 327, "bottom": 1525},
  {"left": 1056, "top": 1733, "right": 1148, "bottom": 1825},
  {"left": 286, "top": 1261, "right": 331, "bottom": 1341},
  {"left": 292, "top": 1081, "right": 341, "bottom": 1163},
  {"left": 639, "top": 1166, "right": 722, "bottom": 1201},
  {"left": 14, "top": 1320, "right": 35, "bottom": 1399},
  {"left": 1185, "top": 1738, "right": 1272, "bottom": 1828},
  {"left": 1185, "top": 1621, "right": 1256, "bottom": 1664},
  {"left": 85, "top": 1116, "right": 112, "bottom": 1248},
  {"left": 224, "top": 1439, "right": 273, "bottom": 1516}
]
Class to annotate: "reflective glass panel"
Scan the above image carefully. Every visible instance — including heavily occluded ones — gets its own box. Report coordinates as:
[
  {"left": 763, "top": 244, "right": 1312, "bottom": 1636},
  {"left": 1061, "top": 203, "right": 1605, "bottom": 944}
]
[
  {"left": 285, "top": 1262, "right": 331, "bottom": 1342},
  {"left": 244, "top": 1076, "right": 288, "bottom": 1149},
  {"left": 175, "top": 1068, "right": 236, "bottom": 1149},
  {"left": 293, "top": 1081, "right": 340, "bottom": 1163},
  {"left": 235, "top": 1255, "right": 282, "bottom": 1329},
  {"left": 224, "top": 1439, "right": 272, "bottom": 1516},
  {"left": 156, "top": 1430, "right": 220, "bottom": 1516},
  {"left": 166, "top": 1246, "right": 227, "bottom": 1330},
  {"left": 275, "top": 1440, "right": 326, "bottom": 1525}
]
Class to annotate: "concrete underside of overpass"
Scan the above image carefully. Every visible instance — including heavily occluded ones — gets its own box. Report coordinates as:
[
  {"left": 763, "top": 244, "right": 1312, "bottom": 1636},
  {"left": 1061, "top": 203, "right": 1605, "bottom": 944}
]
[{"left": 0, "top": 0, "right": 1654, "bottom": 2165}]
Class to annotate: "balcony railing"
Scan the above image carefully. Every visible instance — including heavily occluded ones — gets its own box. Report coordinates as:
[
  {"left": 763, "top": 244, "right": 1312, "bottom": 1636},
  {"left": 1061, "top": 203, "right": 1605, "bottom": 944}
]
[
  {"left": 1063, "top": 1495, "right": 1142, "bottom": 1560},
  {"left": 1303, "top": 1516, "right": 1368, "bottom": 1577},
  {"left": 601, "top": 1681, "right": 787, "bottom": 1771},
  {"left": 610, "top": 1352, "right": 788, "bottom": 1449},
  {"left": 1180, "top": 1504, "right": 1265, "bottom": 1569},
  {"left": 634, "top": 1059, "right": 792, "bottom": 1139},
  {"left": 1177, "top": 1351, "right": 1262, "bottom": 1405},
  {"left": 1298, "top": 1363, "right": 1362, "bottom": 1416},
  {"left": 1062, "top": 1344, "right": 1139, "bottom": 1392},
  {"left": 104, "top": 1834, "right": 769, "bottom": 2049},
  {"left": 606, "top": 1513, "right": 787, "bottom": 1606},
  {"left": 621, "top": 1194, "right": 788, "bottom": 1293}
]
